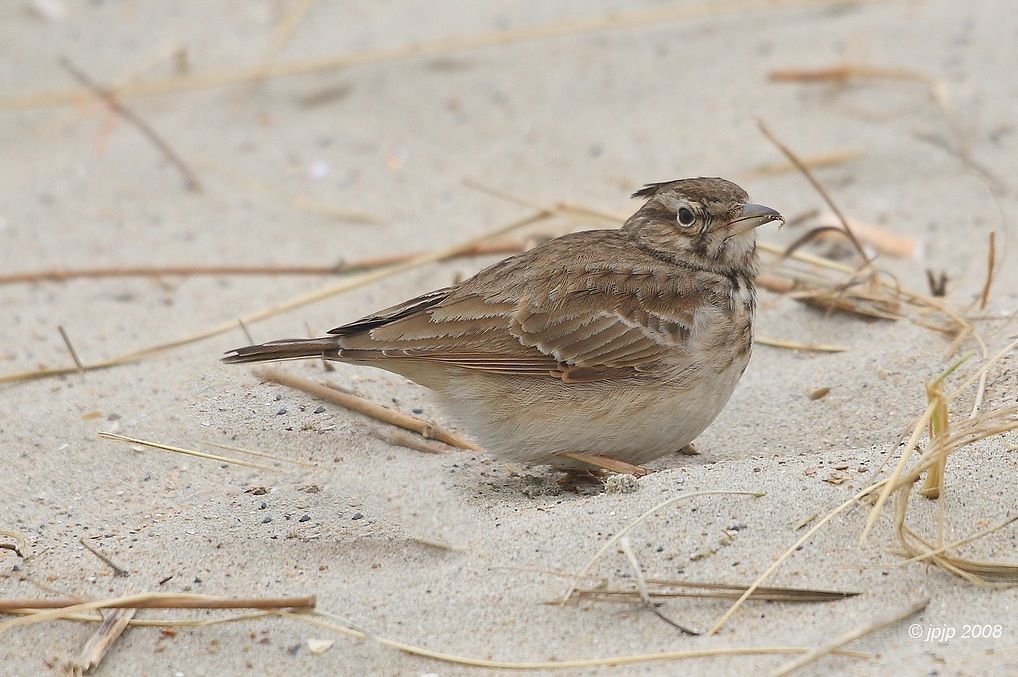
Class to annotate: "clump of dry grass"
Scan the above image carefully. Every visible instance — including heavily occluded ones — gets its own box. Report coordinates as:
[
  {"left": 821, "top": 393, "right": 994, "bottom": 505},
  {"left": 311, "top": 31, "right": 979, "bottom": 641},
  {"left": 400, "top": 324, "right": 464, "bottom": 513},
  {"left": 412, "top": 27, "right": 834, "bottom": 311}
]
[
  {"left": 863, "top": 341, "right": 1018, "bottom": 583},
  {"left": 710, "top": 338, "right": 1018, "bottom": 634}
]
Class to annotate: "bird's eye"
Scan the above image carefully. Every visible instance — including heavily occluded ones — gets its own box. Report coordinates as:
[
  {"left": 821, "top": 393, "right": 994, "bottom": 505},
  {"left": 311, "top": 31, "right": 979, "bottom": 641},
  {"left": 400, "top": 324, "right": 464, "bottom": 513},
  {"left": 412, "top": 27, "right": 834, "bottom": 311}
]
[{"left": 677, "top": 207, "right": 696, "bottom": 227}]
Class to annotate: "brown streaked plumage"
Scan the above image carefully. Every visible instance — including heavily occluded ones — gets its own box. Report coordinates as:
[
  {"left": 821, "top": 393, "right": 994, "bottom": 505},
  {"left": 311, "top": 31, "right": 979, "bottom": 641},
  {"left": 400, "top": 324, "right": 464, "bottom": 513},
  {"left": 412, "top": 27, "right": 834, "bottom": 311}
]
[{"left": 224, "top": 178, "right": 782, "bottom": 469}]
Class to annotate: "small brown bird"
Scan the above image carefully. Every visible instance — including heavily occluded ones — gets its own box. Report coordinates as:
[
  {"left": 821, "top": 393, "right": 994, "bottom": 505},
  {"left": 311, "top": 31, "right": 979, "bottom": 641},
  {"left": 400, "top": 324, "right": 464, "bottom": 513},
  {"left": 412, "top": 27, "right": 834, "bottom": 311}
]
[{"left": 225, "top": 178, "right": 781, "bottom": 470}]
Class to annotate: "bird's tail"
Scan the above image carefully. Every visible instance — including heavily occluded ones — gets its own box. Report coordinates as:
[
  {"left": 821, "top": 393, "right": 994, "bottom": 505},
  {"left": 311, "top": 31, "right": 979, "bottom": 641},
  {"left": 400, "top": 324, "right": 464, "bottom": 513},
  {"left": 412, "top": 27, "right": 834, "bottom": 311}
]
[{"left": 222, "top": 337, "right": 339, "bottom": 365}]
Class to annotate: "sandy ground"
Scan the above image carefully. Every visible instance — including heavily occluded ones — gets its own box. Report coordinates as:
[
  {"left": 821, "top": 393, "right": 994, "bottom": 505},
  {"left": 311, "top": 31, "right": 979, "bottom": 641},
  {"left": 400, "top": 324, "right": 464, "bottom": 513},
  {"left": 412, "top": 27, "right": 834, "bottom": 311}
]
[{"left": 1, "top": 0, "right": 1017, "bottom": 675}]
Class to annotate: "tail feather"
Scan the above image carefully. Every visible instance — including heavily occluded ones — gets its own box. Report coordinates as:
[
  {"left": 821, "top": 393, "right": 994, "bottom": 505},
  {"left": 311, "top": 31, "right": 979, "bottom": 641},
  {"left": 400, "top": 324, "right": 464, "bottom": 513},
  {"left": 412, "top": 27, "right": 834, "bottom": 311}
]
[{"left": 222, "top": 337, "right": 339, "bottom": 365}]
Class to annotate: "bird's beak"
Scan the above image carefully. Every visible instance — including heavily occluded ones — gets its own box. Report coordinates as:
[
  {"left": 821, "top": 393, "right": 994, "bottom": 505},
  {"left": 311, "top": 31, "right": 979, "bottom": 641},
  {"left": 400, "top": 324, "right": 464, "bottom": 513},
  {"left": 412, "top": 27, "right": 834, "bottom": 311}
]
[{"left": 725, "top": 203, "right": 783, "bottom": 236}]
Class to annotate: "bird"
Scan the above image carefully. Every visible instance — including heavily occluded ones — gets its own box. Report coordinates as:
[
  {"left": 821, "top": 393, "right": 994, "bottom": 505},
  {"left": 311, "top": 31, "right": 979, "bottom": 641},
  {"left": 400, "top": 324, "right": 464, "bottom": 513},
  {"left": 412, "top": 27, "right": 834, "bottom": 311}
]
[{"left": 224, "top": 178, "right": 782, "bottom": 473}]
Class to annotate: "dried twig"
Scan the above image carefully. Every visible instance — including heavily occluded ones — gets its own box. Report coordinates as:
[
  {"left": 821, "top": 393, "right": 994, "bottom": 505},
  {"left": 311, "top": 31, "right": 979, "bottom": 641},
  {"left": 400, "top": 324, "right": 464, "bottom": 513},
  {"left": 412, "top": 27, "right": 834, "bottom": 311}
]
[
  {"left": 571, "top": 586, "right": 855, "bottom": 603},
  {"left": 4, "top": 609, "right": 272, "bottom": 628},
  {"left": 0, "top": 593, "right": 314, "bottom": 621},
  {"left": 756, "top": 337, "right": 847, "bottom": 353},
  {"left": 756, "top": 119, "right": 870, "bottom": 266},
  {"left": 255, "top": 368, "right": 480, "bottom": 450},
  {"left": 0, "top": 530, "right": 28, "bottom": 558},
  {"left": 369, "top": 429, "right": 451, "bottom": 455},
  {"left": 498, "top": 565, "right": 858, "bottom": 602},
  {"left": 98, "top": 432, "right": 277, "bottom": 472},
  {"left": 58, "top": 325, "right": 86, "bottom": 373},
  {"left": 202, "top": 441, "right": 315, "bottom": 468},
  {"left": 73, "top": 606, "right": 137, "bottom": 675},
  {"left": 926, "top": 269, "right": 948, "bottom": 297},
  {"left": 769, "top": 64, "right": 933, "bottom": 84},
  {"left": 237, "top": 319, "right": 255, "bottom": 345},
  {"left": 286, "top": 609, "right": 868, "bottom": 671},
  {"left": 979, "top": 232, "right": 996, "bottom": 310},
  {"left": 78, "top": 539, "right": 129, "bottom": 577},
  {"left": 59, "top": 57, "right": 201, "bottom": 191},
  {"left": 619, "top": 536, "right": 699, "bottom": 635}
]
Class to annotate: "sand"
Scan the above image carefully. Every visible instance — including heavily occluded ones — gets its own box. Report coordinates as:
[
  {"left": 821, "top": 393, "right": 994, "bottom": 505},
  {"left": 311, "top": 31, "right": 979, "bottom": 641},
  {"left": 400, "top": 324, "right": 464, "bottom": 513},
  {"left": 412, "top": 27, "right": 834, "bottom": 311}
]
[{"left": 1, "top": 0, "right": 1016, "bottom": 674}]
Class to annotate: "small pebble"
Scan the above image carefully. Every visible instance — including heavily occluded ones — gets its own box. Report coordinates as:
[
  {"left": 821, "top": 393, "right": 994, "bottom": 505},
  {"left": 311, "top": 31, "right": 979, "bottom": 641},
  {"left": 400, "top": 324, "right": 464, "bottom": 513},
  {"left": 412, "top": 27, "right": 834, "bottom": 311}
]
[
  {"left": 276, "top": 407, "right": 287, "bottom": 415},
  {"left": 260, "top": 502, "right": 267, "bottom": 509},
  {"left": 313, "top": 406, "right": 326, "bottom": 414},
  {"left": 412, "top": 407, "right": 424, "bottom": 415},
  {"left": 351, "top": 512, "right": 364, "bottom": 520},
  {"left": 299, "top": 514, "right": 310, "bottom": 523},
  {"left": 262, "top": 516, "right": 272, "bottom": 524}
]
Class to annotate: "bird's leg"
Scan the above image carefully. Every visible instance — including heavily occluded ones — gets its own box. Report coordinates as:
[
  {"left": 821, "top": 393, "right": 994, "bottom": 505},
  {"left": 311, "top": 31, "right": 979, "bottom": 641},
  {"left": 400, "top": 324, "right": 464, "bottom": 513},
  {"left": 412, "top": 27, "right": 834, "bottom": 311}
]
[{"left": 557, "top": 452, "right": 650, "bottom": 476}]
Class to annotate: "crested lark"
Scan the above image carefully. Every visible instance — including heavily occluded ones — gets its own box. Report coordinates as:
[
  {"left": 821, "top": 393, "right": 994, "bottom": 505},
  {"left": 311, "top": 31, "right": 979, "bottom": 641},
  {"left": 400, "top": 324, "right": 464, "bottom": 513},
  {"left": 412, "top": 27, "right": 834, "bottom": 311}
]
[{"left": 225, "top": 178, "right": 782, "bottom": 469}]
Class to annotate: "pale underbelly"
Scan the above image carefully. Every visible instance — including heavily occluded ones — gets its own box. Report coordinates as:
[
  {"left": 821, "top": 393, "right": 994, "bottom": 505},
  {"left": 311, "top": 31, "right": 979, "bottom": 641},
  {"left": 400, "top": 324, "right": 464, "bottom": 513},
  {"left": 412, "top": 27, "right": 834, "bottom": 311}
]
[{"left": 435, "top": 357, "right": 749, "bottom": 466}]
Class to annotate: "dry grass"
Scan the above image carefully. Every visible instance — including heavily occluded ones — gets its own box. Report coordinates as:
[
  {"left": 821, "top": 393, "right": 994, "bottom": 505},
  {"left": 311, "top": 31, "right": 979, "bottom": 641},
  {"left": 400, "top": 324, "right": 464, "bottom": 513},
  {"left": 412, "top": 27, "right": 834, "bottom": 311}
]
[
  {"left": 255, "top": 368, "right": 480, "bottom": 450},
  {"left": 97, "top": 432, "right": 290, "bottom": 472},
  {"left": 2, "top": 7, "right": 1013, "bottom": 672},
  {"left": 0, "top": 592, "right": 872, "bottom": 671},
  {"left": 709, "top": 338, "right": 1018, "bottom": 634},
  {"left": 1, "top": 0, "right": 873, "bottom": 111},
  {"left": 0, "top": 593, "right": 315, "bottom": 630},
  {"left": 768, "top": 597, "right": 930, "bottom": 676},
  {"left": 560, "top": 490, "right": 765, "bottom": 604},
  {"left": 72, "top": 606, "right": 136, "bottom": 675},
  {"left": 0, "top": 530, "right": 28, "bottom": 559},
  {"left": 0, "top": 210, "right": 550, "bottom": 385}
]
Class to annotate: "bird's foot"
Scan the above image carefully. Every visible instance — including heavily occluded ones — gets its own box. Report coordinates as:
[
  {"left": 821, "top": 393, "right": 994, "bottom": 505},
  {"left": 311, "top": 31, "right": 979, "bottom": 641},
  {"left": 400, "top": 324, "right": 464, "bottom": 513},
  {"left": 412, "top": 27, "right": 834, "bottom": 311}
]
[
  {"left": 555, "top": 468, "right": 605, "bottom": 491},
  {"left": 557, "top": 451, "right": 650, "bottom": 476}
]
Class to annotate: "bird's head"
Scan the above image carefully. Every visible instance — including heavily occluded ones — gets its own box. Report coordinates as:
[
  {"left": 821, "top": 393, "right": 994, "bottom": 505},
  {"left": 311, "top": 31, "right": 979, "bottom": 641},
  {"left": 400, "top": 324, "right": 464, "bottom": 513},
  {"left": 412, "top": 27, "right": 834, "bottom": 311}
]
[{"left": 622, "top": 177, "right": 782, "bottom": 272}]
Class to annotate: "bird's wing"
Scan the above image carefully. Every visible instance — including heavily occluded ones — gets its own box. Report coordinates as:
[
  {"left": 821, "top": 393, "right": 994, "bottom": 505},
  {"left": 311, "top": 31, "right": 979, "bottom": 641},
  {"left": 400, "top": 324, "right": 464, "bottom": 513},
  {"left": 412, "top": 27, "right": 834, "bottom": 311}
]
[{"left": 329, "top": 232, "right": 701, "bottom": 382}]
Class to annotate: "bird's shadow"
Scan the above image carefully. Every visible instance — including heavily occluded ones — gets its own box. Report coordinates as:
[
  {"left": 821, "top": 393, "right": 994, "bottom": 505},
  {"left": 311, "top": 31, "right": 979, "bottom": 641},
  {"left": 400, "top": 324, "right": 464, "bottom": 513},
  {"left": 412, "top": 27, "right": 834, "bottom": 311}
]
[{"left": 451, "top": 450, "right": 713, "bottom": 505}]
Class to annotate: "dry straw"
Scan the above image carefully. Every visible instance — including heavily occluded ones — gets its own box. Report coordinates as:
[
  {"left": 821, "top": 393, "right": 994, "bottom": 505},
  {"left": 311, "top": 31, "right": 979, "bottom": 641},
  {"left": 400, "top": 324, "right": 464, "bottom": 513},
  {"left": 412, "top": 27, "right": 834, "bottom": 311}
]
[
  {"left": 96, "top": 432, "right": 317, "bottom": 472},
  {"left": 0, "top": 210, "right": 551, "bottom": 385},
  {"left": 560, "top": 490, "right": 765, "bottom": 604},
  {"left": 254, "top": 368, "right": 480, "bottom": 450},
  {"left": 2, "top": 0, "right": 878, "bottom": 111},
  {"left": 0, "top": 593, "right": 872, "bottom": 671},
  {"left": 709, "top": 339, "right": 1018, "bottom": 634}
]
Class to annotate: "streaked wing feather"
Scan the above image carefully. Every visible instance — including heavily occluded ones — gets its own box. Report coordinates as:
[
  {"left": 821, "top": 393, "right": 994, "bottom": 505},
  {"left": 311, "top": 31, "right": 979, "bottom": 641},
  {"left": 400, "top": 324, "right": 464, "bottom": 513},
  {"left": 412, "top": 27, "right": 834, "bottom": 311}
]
[
  {"left": 328, "top": 287, "right": 455, "bottom": 336},
  {"left": 329, "top": 232, "right": 700, "bottom": 381}
]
